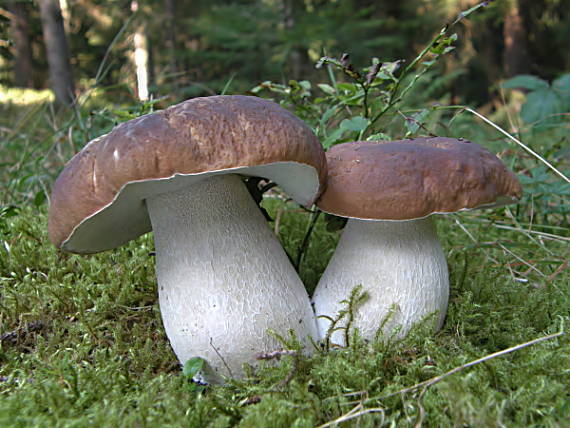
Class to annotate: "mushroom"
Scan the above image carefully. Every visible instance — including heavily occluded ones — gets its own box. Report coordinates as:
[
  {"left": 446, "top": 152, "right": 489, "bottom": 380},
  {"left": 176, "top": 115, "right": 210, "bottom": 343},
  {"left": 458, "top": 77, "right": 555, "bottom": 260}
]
[
  {"left": 48, "top": 95, "right": 327, "bottom": 380},
  {"left": 312, "top": 138, "right": 522, "bottom": 345}
]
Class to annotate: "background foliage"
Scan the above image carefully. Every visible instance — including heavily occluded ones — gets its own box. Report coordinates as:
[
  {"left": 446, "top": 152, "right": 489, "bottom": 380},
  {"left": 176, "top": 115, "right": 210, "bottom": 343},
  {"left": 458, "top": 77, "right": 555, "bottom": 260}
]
[{"left": 1, "top": 0, "right": 570, "bottom": 102}]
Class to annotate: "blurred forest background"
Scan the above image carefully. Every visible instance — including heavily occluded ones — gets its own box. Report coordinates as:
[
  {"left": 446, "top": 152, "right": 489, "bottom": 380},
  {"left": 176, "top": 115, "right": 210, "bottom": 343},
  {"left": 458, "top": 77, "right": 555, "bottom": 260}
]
[{"left": 1, "top": 0, "right": 569, "bottom": 108}]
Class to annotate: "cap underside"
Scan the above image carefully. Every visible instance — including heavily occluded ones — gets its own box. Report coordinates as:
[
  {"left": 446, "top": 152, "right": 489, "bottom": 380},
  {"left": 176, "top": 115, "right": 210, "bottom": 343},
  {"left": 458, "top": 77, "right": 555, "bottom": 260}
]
[{"left": 61, "top": 162, "right": 318, "bottom": 253}]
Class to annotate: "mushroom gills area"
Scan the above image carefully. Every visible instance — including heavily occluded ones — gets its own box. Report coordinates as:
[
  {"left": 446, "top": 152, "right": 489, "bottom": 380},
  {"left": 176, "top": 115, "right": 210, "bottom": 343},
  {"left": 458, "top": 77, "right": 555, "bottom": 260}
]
[
  {"left": 312, "top": 217, "right": 449, "bottom": 345},
  {"left": 146, "top": 174, "right": 318, "bottom": 380}
]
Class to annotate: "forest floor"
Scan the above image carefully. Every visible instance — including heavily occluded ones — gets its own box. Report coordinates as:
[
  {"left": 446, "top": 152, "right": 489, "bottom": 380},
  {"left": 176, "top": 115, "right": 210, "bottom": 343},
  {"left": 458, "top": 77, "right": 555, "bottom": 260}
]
[{"left": 0, "top": 93, "right": 569, "bottom": 427}]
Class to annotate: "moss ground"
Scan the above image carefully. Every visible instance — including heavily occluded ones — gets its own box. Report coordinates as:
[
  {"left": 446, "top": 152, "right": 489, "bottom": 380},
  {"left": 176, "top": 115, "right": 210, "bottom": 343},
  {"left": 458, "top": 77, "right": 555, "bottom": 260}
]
[
  {"left": 0, "top": 199, "right": 568, "bottom": 427},
  {"left": 0, "top": 93, "right": 569, "bottom": 426}
]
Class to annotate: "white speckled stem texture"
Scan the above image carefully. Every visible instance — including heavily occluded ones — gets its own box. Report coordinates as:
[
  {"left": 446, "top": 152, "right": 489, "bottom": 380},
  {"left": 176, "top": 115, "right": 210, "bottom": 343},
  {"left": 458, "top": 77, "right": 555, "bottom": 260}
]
[
  {"left": 312, "top": 217, "right": 449, "bottom": 345},
  {"left": 146, "top": 174, "right": 318, "bottom": 381}
]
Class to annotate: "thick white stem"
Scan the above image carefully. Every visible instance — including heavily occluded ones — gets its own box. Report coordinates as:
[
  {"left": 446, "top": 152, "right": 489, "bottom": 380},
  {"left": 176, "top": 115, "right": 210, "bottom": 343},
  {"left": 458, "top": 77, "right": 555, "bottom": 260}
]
[
  {"left": 312, "top": 217, "right": 449, "bottom": 345},
  {"left": 146, "top": 174, "right": 318, "bottom": 380}
]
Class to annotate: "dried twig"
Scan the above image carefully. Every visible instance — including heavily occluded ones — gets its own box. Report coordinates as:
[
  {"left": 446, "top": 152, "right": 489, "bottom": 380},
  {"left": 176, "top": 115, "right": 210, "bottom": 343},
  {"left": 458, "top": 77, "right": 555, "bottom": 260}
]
[
  {"left": 273, "top": 205, "right": 285, "bottom": 235},
  {"left": 255, "top": 349, "right": 298, "bottom": 360},
  {"left": 238, "top": 395, "right": 262, "bottom": 406},
  {"left": 445, "top": 105, "right": 569, "bottom": 183},
  {"left": 379, "top": 331, "right": 563, "bottom": 400},
  {"left": 256, "top": 349, "right": 299, "bottom": 388},
  {"left": 335, "top": 331, "right": 564, "bottom": 410},
  {"left": 548, "top": 260, "right": 568, "bottom": 282},
  {"left": 210, "top": 337, "right": 233, "bottom": 378},
  {"left": 317, "top": 403, "right": 385, "bottom": 428},
  {"left": 0, "top": 321, "right": 46, "bottom": 345}
]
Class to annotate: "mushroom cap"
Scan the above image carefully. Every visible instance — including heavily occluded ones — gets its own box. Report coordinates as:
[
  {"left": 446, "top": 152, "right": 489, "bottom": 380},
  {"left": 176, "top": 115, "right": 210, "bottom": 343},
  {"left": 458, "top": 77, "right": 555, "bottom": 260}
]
[
  {"left": 317, "top": 138, "right": 522, "bottom": 220},
  {"left": 49, "top": 95, "right": 327, "bottom": 253}
]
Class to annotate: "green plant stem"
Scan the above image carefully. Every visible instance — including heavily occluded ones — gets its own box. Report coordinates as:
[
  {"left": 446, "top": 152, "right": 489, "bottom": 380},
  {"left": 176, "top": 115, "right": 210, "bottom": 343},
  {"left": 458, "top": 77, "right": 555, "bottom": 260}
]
[
  {"left": 94, "top": 14, "right": 136, "bottom": 84},
  {"left": 369, "top": 1, "right": 491, "bottom": 129},
  {"left": 369, "top": 30, "right": 445, "bottom": 128},
  {"left": 361, "top": 83, "right": 370, "bottom": 119},
  {"left": 294, "top": 208, "right": 321, "bottom": 272},
  {"left": 343, "top": 286, "right": 366, "bottom": 347},
  {"left": 326, "top": 64, "right": 338, "bottom": 91}
]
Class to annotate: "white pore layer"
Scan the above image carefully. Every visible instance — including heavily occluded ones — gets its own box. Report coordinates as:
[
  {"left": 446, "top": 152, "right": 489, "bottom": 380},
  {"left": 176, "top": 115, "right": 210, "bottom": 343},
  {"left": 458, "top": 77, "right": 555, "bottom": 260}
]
[
  {"left": 146, "top": 174, "right": 318, "bottom": 381},
  {"left": 312, "top": 217, "right": 449, "bottom": 345}
]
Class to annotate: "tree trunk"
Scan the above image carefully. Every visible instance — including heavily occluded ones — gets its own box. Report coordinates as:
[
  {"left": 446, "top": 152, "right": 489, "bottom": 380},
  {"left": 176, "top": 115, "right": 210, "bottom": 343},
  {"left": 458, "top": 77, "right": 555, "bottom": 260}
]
[
  {"left": 283, "top": 0, "right": 307, "bottom": 80},
  {"left": 131, "top": 1, "right": 149, "bottom": 101},
  {"left": 133, "top": 28, "right": 149, "bottom": 101},
  {"left": 59, "top": 0, "right": 71, "bottom": 34},
  {"left": 38, "top": 0, "right": 76, "bottom": 106},
  {"left": 164, "top": 0, "right": 178, "bottom": 87},
  {"left": 7, "top": 1, "right": 34, "bottom": 88},
  {"left": 503, "top": 0, "right": 530, "bottom": 77}
]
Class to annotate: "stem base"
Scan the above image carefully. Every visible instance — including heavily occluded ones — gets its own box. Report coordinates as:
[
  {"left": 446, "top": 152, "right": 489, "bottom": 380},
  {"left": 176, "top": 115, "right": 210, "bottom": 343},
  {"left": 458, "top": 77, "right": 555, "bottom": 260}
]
[{"left": 313, "top": 217, "right": 449, "bottom": 345}]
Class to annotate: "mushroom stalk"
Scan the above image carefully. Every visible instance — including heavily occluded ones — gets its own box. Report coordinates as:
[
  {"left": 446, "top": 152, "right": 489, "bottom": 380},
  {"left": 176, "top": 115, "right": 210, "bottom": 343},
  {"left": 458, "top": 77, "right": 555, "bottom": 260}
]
[
  {"left": 146, "top": 174, "right": 318, "bottom": 381},
  {"left": 312, "top": 217, "right": 449, "bottom": 345}
]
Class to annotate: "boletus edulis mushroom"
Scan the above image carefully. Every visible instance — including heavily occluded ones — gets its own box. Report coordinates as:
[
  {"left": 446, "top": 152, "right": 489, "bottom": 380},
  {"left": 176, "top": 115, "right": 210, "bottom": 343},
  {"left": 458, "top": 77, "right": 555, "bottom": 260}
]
[
  {"left": 48, "top": 95, "right": 327, "bottom": 381},
  {"left": 312, "top": 138, "right": 522, "bottom": 345}
]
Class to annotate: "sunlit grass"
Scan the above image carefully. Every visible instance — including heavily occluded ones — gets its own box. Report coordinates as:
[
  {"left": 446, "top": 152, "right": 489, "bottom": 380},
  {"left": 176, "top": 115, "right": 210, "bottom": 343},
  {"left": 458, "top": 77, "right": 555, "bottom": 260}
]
[{"left": 0, "top": 85, "right": 55, "bottom": 106}]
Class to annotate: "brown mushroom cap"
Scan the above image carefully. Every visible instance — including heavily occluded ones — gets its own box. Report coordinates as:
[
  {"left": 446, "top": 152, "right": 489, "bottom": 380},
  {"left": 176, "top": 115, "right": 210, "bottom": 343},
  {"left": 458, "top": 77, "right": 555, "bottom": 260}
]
[
  {"left": 49, "top": 95, "right": 327, "bottom": 253},
  {"left": 317, "top": 138, "right": 522, "bottom": 220}
]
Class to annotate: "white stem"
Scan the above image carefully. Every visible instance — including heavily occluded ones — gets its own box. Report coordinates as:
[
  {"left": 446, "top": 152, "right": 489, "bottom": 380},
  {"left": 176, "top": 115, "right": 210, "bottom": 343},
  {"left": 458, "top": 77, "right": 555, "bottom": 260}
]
[
  {"left": 146, "top": 174, "right": 318, "bottom": 380},
  {"left": 312, "top": 217, "right": 449, "bottom": 345}
]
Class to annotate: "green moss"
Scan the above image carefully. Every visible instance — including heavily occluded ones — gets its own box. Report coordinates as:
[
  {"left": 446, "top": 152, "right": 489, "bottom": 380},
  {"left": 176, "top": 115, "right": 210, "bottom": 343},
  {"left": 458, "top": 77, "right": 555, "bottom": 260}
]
[{"left": 0, "top": 202, "right": 568, "bottom": 426}]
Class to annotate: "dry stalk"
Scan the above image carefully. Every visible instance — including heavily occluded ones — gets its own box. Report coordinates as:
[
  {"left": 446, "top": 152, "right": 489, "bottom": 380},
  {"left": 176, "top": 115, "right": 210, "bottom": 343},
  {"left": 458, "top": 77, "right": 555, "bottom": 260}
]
[
  {"left": 317, "top": 403, "right": 385, "bottom": 428},
  {"left": 379, "top": 331, "right": 563, "bottom": 400}
]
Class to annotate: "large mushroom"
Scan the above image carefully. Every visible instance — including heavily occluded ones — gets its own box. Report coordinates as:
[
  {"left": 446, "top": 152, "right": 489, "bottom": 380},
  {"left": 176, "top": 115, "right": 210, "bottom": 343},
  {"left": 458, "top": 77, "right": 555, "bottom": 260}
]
[
  {"left": 312, "top": 138, "right": 522, "bottom": 345},
  {"left": 48, "top": 95, "right": 327, "bottom": 380}
]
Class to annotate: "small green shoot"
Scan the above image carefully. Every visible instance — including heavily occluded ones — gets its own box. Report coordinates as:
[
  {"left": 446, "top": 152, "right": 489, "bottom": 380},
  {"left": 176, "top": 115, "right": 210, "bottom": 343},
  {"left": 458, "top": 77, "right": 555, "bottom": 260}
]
[
  {"left": 182, "top": 357, "right": 207, "bottom": 392},
  {"left": 320, "top": 285, "right": 369, "bottom": 350}
]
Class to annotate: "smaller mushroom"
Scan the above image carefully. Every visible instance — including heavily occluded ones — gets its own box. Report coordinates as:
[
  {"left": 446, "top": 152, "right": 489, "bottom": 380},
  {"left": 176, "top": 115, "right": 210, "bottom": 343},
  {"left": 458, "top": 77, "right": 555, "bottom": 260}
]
[{"left": 312, "top": 138, "right": 522, "bottom": 345}]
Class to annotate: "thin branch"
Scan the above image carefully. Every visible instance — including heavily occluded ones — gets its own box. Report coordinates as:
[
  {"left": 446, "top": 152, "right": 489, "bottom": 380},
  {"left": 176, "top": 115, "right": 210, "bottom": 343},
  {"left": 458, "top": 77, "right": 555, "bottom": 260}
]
[
  {"left": 210, "top": 337, "right": 233, "bottom": 378},
  {"left": 294, "top": 208, "right": 321, "bottom": 271},
  {"left": 0, "top": 8, "right": 15, "bottom": 21}
]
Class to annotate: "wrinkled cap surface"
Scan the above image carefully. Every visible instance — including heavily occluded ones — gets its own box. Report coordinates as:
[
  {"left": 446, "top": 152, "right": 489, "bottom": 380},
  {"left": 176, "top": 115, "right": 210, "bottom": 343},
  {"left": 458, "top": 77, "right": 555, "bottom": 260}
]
[
  {"left": 49, "top": 95, "right": 327, "bottom": 253},
  {"left": 317, "top": 138, "right": 522, "bottom": 220}
]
